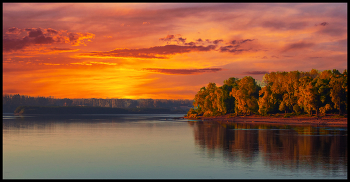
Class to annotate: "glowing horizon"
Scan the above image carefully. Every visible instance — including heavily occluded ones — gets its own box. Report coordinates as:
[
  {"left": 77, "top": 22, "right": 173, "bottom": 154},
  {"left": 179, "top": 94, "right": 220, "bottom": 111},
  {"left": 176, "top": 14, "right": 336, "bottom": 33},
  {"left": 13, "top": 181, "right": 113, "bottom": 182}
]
[{"left": 3, "top": 3, "right": 347, "bottom": 99}]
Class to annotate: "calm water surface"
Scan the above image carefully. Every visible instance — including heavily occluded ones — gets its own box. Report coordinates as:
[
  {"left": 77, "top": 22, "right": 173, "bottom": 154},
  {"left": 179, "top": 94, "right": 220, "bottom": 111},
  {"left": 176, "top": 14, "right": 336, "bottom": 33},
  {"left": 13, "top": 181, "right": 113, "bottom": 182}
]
[{"left": 3, "top": 113, "right": 347, "bottom": 179}]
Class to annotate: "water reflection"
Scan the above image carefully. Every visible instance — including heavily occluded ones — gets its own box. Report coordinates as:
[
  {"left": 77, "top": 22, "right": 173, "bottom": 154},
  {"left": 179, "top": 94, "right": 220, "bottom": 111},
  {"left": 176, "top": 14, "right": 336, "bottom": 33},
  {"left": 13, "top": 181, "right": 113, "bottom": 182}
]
[
  {"left": 2, "top": 114, "right": 184, "bottom": 130},
  {"left": 189, "top": 121, "right": 347, "bottom": 176}
]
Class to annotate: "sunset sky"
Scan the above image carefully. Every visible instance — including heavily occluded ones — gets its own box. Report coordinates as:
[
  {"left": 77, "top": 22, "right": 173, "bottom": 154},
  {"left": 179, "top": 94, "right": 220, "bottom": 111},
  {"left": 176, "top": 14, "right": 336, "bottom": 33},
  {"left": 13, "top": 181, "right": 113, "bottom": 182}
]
[{"left": 3, "top": 3, "right": 347, "bottom": 99}]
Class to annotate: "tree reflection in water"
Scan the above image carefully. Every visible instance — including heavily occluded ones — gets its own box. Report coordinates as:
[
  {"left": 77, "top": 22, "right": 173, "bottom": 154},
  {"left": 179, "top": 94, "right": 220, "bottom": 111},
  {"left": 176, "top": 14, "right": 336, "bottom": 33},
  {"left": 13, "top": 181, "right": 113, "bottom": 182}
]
[{"left": 188, "top": 121, "right": 347, "bottom": 174}]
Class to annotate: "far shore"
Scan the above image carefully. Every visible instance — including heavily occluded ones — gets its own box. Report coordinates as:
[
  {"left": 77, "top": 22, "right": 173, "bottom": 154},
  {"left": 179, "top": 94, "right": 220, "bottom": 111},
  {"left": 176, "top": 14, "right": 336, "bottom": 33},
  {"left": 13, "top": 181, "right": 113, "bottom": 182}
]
[{"left": 184, "top": 114, "right": 347, "bottom": 127}]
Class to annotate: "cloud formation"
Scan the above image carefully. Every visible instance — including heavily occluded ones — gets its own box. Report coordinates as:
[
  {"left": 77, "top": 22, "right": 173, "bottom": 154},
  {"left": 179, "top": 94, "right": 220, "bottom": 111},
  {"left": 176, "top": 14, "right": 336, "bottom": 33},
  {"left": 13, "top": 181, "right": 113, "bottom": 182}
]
[
  {"left": 6, "top": 27, "right": 23, "bottom": 34},
  {"left": 81, "top": 44, "right": 217, "bottom": 59},
  {"left": 82, "top": 35, "right": 260, "bottom": 59},
  {"left": 159, "top": 34, "right": 176, "bottom": 42},
  {"left": 3, "top": 27, "right": 95, "bottom": 52},
  {"left": 142, "top": 68, "right": 223, "bottom": 75},
  {"left": 219, "top": 39, "right": 256, "bottom": 53}
]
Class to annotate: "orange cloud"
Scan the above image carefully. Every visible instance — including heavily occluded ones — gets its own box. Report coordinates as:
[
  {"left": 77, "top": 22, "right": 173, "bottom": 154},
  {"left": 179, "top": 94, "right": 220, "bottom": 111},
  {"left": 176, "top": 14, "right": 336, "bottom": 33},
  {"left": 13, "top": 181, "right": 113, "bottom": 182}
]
[{"left": 67, "top": 32, "right": 95, "bottom": 46}]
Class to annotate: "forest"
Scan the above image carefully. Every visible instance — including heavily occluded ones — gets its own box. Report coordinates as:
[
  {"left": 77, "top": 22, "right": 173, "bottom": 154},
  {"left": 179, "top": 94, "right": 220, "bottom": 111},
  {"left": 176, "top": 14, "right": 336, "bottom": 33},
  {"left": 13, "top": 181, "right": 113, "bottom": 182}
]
[{"left": 187, "top": 69, "right": 347, "bottom": 118}]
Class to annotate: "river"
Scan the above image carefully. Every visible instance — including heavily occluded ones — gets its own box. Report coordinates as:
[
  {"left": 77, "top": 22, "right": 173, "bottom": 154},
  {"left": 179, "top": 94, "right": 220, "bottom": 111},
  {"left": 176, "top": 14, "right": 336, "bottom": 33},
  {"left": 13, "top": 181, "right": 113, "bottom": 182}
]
[{"left": 3, "top": 113, "right": 347, "bottom": 179}]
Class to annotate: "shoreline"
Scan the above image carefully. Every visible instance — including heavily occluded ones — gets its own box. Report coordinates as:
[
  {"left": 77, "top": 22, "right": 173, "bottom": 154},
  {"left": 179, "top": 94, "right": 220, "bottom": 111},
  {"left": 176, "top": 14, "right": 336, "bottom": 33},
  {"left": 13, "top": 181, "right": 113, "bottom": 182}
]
[{"left": 184, "top": 114, "right": 347, "bottom": 127}]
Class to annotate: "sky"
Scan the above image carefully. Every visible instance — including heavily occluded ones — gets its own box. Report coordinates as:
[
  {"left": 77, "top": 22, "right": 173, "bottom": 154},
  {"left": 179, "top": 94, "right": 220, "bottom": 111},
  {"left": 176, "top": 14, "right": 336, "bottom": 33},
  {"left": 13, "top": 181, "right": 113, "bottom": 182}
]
[{"left": 3, "top": 3, "right": 347, "bottom": 99}]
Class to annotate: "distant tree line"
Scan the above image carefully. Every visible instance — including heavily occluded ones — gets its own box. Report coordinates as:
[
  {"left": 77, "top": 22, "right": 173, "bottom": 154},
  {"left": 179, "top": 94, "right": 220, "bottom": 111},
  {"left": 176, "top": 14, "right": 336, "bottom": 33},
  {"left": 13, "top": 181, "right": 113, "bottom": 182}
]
[
  {"left": 3, "top": 95, "right": 193, "bottom": 113},
  {"left": 187, "top": 69, "right": 347, "bottom": 118},
  {"left": 14, "top": 106, "right": 175, "bottom": 115}
]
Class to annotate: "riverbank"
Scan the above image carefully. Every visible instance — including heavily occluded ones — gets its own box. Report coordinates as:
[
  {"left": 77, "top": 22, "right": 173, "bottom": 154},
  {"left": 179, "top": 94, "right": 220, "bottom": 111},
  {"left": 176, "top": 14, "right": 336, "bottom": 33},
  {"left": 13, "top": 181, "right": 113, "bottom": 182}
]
[{"left": 184, "top": 114, "right": 347, "bottom": 127}]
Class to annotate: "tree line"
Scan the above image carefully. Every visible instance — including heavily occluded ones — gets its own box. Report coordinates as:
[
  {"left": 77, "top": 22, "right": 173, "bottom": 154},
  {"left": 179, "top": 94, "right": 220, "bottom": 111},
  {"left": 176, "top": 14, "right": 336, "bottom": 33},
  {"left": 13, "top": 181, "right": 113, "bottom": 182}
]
[
  {"left": 14, "top": 106, "right": 174, "bottom": 115},
  {"left": 3, "top": 95, "right": 193, "bottom": 113},
  {"left": 187, "top": 69, "right": 347, "bottom": 118}
]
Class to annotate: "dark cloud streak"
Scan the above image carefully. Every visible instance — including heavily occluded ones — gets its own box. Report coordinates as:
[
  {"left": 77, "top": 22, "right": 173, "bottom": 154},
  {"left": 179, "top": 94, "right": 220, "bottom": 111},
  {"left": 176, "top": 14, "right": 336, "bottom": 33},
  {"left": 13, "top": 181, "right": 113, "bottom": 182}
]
[
  {"left": 143, "top": 68, "right": 223, "bottom": 75},
  {"left": 243, "top": 71, "right": 269, "bottom": 75},
  {"left": 262, "top": 21, "right": 308, "bottom": 31},
  {"left": 81, "top": 44, "right": 218, "bottom": 59},
  {"left": 281, "top": 41, "right": 315, "bottom": 52}
]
